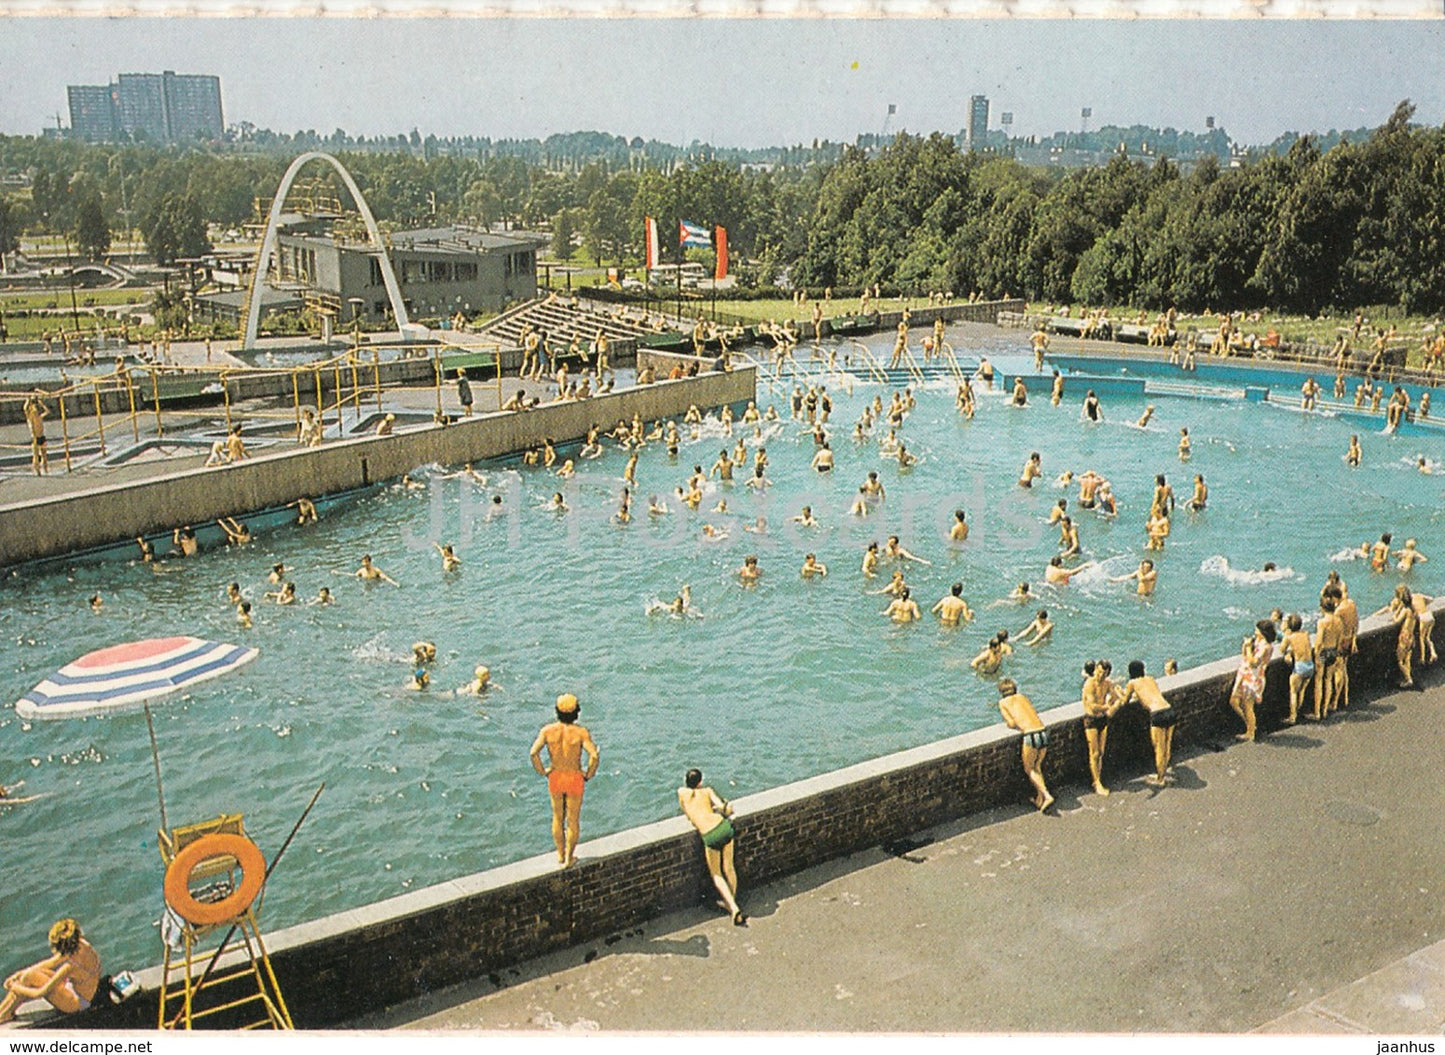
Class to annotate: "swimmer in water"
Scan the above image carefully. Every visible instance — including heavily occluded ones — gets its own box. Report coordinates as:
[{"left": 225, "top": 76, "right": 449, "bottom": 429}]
[
  {"left": 713, "top": 498, "right": 729, "bottom": 514},
  {"left": 711, "top": 449, "right": 734, "bottom": 481},
  {"left": 556, "top": 459, "right": 575, "bottom": 479},
  {"left": 136, "top": 536, "right": 156, "bottom": 563},
  {"left": 290, "top": 497, "right": 319, "bottom": 524},
  {"left": 1044, "top": 555, "right": 1096, "bottom": 584},
  {"left": 1056, "top": 470, "right": 1075, "bottom": 489},
  {"left": 1163, "top": 659, "right": 1178, "bottom": 676},
  {"left": 800, "top": 553, "right": 828, "bottom": 578},
  {"left": 1417, "top": 455, "right": 1435, "bottom": 475},
  {"left": 971, "top": 638, "right": 1005, "bottom": 675},
  {"left": 356, "top": 554, "right": 399, "bottom": 586},
  {"left": 1012, "top": 377, "right": 1028, "bottom": 406},
  {"left": 860, "top": 471, "right": 885, "bottom": 502},
  {"left": 1136, "top": 405, "right": 1155, "bottom": 428},
  {"left": 1083, "top": 389, "right": 1102, "bottom": 422},
  {"left": 702, "top": 524, "right": 729, "bottom": 540},
  {"left": 744, "top": 517, "right": 767, "bottom": 535},
  {"left": 226, "top": 582, "right": 243, "bottom": 605},
  {"left": 949, "top": 510, "right": 969, "bottom": 542},
  {"left": 932, "top": 583, "right": 974, "bottom": 625},
  {"left": 1058, "top": 516, "right": 1081, "bottom": 558},
  {"left": 550, "top": 493, "right": 569, "bottom": 512},
  {"left": 268, "top": 562, "right": 287, "bottom": 584},
  {"left": 737, "top": 555, "right": 761, "bottom": 583},
  {"left": 1186, "top": 474, "right": 1208, "bottom": 512},
  {"left": 1178, "top": 428, "right": 1191, "bottom": 460},
  {"left": 623, "top": 452, "right": 639, "bottom": 487},
  {"left": 434, "top": 543, "right": 462, "bottom": 571},
  {"left": 464, "top": 666, "right": 491, "bottom": 695},
  {"left": 811, "top": 443, "right": 835, "bottom": 473},
  {"left": 745, "top": 464, "right": 771, "bottom": 490},
  {"left": 648, "top": 495, "right": 670, "bottom": 516},
  {"left": 871, "top": 569, "right": 908, "bottom": 598},
  {"left": 1111, "top": 559, "right": 1157, "bottom": 596},
  {"left": 312, "top": 587, "right": 334, "bottom": 606},
  {"left": 278, "top": 582, "right": 298, "bottom": 605},
  {"left": 89, "top": 593, "right": 103, "bottom": 613},
  {"left": 1048, "top": 499, "right": 1068, "bottom": 526},
  {"left": 1346, "top": 435, "right": 1361, "bottom": 467},
  {"left": 237, "top": 601, "right": 253, "bottom": 628},
  {"left": 218, "top": 517, "right": 252, "bottom": 546},
  {"left": 896, "top": 442, "right": 917, "bottom": 469},
  {"left": 1370, "top": 533, "right": 1392, "bottom": 572},
  {"left": 884, "top": 535, "right": 931, "bottom": 566},
  {"left": 1395, "top": 538, "right": 1428, "bottom": 571},
  {"left": 1019, "top": 452, "right": 1042, "bottom": 488},
  {"left": 407, "top": 667, "right": 431, "bottom": 691},
  {"left": 412, "top": 641, "right": 437, "bottom": 666},
  {"left": 793, "top": 505, "right": 818, "bottom": 527},
  {"left": 862, "top": 541, "right": 881, "bottom": 578},
  {"left": 615, "top": 488, "right": 633, "bottom": 524},
  {"left": 1017, "top": 609, "right": 1054, "bottom": 646},
  {"left": 882, "top": 587, "right": 922, "bottom": 623}
]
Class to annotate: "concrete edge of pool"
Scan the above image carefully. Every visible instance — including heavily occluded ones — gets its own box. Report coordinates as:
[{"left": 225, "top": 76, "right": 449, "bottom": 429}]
[
  {"left": 33, "top": 598, "right": 1433, "bottom": 1031},
  {"left": 0, "top": 367, "right": 758, "bottom": 567}
]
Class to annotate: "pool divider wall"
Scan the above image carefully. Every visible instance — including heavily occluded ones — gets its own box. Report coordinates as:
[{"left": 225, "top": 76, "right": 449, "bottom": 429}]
[
  {"left": 0, "top": 339, "right": 644, "bottom": 427},
  {"left": 59, "top": 599, "right": 1436, "bottom": 1030},
  {"left": 0, "top": 367, "right": 753, "bottom": 568}
]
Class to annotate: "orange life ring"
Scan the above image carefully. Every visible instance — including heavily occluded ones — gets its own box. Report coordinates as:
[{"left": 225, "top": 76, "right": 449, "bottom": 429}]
[{"left": 163, "top": 833, "right": 266, "bottom": 927}]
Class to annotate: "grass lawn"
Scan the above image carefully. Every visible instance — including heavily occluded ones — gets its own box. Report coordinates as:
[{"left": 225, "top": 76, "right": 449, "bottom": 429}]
[{"left": 1, "top": 288, "right": 153, "bottom": 311}]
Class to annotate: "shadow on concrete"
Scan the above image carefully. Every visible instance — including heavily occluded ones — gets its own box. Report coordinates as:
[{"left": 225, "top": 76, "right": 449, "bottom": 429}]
[{"left": 1259, "top": 731, "right": 1326, "bottom": 750}]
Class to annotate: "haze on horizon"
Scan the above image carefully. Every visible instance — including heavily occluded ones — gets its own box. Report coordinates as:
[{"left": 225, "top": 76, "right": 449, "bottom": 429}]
[{"left": 1, "top": 18, "right": 1442, "bottom": 149}]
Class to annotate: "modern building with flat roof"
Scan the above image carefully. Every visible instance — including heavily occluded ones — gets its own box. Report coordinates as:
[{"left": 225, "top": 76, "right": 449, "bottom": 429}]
[
  {"left": 201, "top": 222, "right": 540, "bottom": 326},
  {"left": 65, "top": 71, "right": 224, "bottom": 144}
]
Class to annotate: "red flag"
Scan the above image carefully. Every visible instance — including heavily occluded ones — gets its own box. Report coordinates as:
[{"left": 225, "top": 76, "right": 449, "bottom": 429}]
[
  {"left": 714, "top": 226, "right": 728, "bottom": 281},
  {"left": 644, "top": 217, "right": 659, "bottom": 270}
]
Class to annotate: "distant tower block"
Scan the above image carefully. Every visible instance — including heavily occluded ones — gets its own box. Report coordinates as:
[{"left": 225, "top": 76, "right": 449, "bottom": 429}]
[
  {"left": 242, "top": 152, "right": 409, "bottom": 350},
  {"left": 968, "top": 95, "right": 990, "bottom": 147}
]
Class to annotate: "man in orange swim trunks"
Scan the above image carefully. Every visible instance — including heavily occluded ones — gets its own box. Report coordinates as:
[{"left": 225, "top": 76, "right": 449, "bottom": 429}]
[{"left": 529, "top": 693, "right": 600, "bottom": 869}]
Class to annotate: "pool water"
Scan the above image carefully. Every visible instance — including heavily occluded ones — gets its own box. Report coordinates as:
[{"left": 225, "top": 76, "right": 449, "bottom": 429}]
[{"left": 2, "top": 328, "right": 1442, "bottom": 972}]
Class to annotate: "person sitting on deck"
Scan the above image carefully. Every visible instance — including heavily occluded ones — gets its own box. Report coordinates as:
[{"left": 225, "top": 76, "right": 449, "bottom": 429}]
[{"left": 0, "top": 919, "right": 102, "bottom": 1023}]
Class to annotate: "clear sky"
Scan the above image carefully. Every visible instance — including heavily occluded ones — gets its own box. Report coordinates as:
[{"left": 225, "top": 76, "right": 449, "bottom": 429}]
[{"left": 1, "top": 18, "right": 1442, "bottom": 147}]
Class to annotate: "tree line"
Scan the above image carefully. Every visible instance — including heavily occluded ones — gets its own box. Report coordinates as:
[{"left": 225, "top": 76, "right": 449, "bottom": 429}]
[{"left": 2, "top": 100, "right": 1443, "bottom": 315}]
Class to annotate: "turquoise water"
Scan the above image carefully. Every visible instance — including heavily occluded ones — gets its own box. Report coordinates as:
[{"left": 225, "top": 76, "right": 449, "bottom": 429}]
[{"left": 3, "top": 329, "right": 1443, "bottom": 973}]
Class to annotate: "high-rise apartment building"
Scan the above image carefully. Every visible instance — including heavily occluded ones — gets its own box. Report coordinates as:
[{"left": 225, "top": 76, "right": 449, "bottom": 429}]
[
  {"left": 64, "top": 71, "right": 224, "bottom": 144},
  {"left": 967, "top": 95, "right": 990, "bottom": 148}
]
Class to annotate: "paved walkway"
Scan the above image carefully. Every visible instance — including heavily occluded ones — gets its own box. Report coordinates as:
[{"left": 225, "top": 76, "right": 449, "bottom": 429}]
[{"left": 358, "top": 675, "right": 1445, "bottom": 1034}]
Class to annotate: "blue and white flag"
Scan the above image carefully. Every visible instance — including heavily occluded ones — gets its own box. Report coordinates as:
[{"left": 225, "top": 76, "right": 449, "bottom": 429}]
[{"left": 678, "top": 220, "right": 712, "bottom": 249}]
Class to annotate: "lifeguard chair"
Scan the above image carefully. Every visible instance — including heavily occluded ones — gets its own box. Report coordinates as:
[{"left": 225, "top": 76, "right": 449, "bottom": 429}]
[{"left": 156, "top": 814, "right": 293, "bottom": 1030}]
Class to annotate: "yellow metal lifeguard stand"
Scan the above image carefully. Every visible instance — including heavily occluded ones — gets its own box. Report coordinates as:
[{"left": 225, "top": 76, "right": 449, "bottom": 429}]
[{"left": 156, "top": 814, "right": 293, "bottom": 1030}]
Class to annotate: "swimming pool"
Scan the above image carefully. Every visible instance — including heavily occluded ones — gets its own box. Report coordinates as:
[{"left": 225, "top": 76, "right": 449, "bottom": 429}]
[{"left": 2, "top": 327, "right": 1441, "bottom": 971}]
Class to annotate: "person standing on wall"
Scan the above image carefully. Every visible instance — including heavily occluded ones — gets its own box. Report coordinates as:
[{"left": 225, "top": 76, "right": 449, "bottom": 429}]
[
  {"left": 530, "top": 693, "right": 600, "bottom": 869},
  {"left": 456, "top": 369, "right": 473, "bottom": 417},
  {"left": 678, "top": 768, "right": 746, "bottom": 925}
]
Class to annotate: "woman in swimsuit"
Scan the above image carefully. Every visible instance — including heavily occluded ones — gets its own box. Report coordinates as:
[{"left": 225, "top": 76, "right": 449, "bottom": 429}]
[
  {"left": 1280, "top": 613, "right": 1314, "bottom": 724},
  {"left": 1228, "top": 618, "right": 1277, "bottom": 742},
  {"left": 1082, "top": 390, "right": 1102, "bottom": 422},
  {"left": 1375, "top": 585, "right": 1420, "bottom": 687},
  {"left": 0, "top": 919, "right": 102, "bottom": 1022}
]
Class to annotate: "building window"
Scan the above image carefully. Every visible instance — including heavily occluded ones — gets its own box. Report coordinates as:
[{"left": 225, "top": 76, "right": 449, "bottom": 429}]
[
  {"left": 455, "top": 262, "right": 477, "bottom": 282},
  {"left": 369, "top": 258, "right": 383, "bottom": 287}
]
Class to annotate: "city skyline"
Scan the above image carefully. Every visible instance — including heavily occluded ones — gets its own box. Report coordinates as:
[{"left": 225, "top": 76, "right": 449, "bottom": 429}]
[{"left": 1, "top": 18, "right": 1443, "bottom": 148}]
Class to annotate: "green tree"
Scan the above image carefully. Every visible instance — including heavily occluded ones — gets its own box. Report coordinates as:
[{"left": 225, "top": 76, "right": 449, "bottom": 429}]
[
  {"left": 143, "top": 194, "right": 210, "bottom": 266},
  {"left": 0, "top": 195, "right": 20, "bottom": 271},
  {"left": 551, "top": 208, "right": 578, "bottom": 260},
  {"left": 73, "top": 195, "right": 111, "bottom": 260}
]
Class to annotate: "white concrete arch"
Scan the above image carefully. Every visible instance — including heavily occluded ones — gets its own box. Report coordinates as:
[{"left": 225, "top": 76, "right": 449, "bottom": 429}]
[{"left": 243, "top": 151, "right": 410, "bottom": 349}]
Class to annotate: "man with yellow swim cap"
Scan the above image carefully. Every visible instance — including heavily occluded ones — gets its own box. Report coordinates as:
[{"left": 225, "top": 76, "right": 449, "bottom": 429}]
[{"left": 529, "top": 694, "right": 600, "bottom": 869}]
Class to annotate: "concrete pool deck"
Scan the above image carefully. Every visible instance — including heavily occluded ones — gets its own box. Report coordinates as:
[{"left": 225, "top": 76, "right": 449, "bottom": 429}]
[{"left": 358, "top": 673, "right": 1445, "bottom": 1034}]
